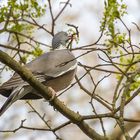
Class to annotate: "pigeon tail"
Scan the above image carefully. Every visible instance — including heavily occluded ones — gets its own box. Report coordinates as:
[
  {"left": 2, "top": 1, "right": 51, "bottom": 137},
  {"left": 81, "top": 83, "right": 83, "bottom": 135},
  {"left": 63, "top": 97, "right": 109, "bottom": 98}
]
[{"left": 0, "top": 86, "right": 24, "bottom": 116}]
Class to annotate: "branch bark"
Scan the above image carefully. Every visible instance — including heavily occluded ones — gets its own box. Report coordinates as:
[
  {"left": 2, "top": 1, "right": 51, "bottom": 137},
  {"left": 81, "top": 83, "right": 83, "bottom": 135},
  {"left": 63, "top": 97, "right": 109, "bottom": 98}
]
[{"left": 0, "top": 50, "right": 112, "bottom": 140}]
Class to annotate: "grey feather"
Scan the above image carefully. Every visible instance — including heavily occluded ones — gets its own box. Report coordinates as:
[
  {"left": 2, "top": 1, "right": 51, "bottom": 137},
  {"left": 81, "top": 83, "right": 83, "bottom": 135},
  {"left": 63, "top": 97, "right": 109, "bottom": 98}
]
[
  {"left": 0, "top": 31, "right": 77, "bottom": 116},
  {"left": 0, "top": 86, "right": 23, "bottom": 116},
  {"left": 52, "top": 32, "right": 69, "bottom": 49}
]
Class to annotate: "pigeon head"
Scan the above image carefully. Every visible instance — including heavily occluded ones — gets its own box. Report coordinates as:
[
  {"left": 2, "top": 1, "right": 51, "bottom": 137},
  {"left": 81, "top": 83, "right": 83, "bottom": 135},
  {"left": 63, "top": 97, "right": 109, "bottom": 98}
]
[{"left": 52, "top": 31, "right": 70, "bottom": 49}]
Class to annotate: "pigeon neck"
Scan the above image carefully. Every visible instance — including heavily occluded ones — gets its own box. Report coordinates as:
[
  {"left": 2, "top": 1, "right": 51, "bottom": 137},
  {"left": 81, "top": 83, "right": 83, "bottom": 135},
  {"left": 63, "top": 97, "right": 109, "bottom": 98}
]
[{"left": 54, "top": 45, "right": 67, "bottom": 50}]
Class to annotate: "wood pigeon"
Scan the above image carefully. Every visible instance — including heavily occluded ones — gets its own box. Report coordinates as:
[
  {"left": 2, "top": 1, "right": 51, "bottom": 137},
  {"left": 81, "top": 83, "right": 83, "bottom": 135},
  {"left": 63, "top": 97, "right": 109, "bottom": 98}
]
[{"left": 0, "top": 31, "right": 77, "bottom": 116}]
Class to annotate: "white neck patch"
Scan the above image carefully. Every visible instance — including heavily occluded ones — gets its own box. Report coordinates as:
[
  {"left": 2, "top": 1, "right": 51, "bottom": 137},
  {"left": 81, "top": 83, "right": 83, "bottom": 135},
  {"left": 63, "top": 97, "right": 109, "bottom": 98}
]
[{"left": 52, "top": 61, "right": 77, "bottom": 77}]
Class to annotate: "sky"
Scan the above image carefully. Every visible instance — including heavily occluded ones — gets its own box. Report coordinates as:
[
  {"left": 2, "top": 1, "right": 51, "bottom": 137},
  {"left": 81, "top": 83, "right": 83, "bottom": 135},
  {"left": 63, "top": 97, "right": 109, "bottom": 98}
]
[{"left": 0, "top": 0, "right": 140, "bottom": 140}]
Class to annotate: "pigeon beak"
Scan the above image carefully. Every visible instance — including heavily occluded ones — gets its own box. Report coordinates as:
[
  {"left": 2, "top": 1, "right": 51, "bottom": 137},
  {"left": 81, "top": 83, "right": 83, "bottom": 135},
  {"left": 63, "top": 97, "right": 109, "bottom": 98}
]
[{"left": 66, "top": 36, "right": 72, "bottom": 42}]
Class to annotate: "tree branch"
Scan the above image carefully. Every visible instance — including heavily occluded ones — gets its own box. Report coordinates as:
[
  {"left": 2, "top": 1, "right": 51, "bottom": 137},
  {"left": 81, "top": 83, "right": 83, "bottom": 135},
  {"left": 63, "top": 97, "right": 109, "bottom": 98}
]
[{"left": 0, "top": 50, "right": 111, "bottom": 140}]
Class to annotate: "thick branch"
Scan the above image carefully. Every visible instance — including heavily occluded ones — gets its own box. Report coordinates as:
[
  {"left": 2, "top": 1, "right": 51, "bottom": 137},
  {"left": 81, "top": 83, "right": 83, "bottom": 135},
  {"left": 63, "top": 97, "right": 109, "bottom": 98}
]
[{"left": 0, "top": 50, "right": 110, "bottom": 140}]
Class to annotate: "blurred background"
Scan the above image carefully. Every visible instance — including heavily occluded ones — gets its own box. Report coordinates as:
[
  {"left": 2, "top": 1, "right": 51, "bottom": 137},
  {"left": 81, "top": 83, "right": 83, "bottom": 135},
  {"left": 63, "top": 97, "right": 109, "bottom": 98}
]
[{"left": 0, "top": 0, "right": 140, "bottom": 140}]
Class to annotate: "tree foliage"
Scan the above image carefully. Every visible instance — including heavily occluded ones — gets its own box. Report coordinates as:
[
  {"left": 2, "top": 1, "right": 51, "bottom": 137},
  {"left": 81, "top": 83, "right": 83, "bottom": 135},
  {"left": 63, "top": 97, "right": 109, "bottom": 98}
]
[{"left": 0, "top": 0, "right": 140, "bottom": 140}]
